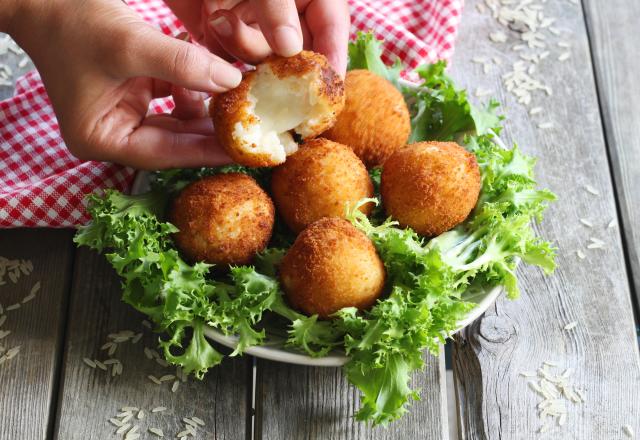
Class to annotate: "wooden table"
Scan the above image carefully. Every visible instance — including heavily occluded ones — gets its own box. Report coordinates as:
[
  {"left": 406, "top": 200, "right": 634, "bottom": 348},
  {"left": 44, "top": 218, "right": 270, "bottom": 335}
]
[{"left": 1, "top": 1, "right": 639, "bottom": 438}]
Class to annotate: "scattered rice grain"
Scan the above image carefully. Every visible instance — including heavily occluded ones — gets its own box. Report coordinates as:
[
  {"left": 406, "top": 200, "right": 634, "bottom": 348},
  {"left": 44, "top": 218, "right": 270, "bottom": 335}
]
[
  {"left": 95, "top": 360, "right": 107, "bottom": 371},
  {"left": 116, "top": 423, "right": 131, "bottom": 434},
  {"left": 142, "top": 320, "right": 152, "bottom": 329},
  {"left": 608, "top": 219, "right": 617, "bottom": 228},
  {"left": 191, "top": 416, "right": 205, "bottom": 426},
  {"left": 148, "top": 375, "right": 162, "bottom": 385},
  {"left": 149, "top": 427, "right": 164, "bottom": 437},
  {"left": 183, "top": 418, "right": 198, "bottom": 428},
  {"left": 6, "top": 303, "right": 20, "bottom": 311},
  {"left": 558, "top": 52, "right": 571, "bottom": 62},
  {"left": 584, "top": 185, "right": 600, "bottom": 195},
  {"left": 132, "top": 332, "right": 143, "bottom": 344},
  {"left": 563, "top": 321, "right": 578, "bottom": 330},
  {"left": 160, "top": 374, "right": 176, "bottom": 382},
  {"left": 576, "top": 250, "right": 586, "bottom": 259},
  {"left": 579, "top": 218, "right": 593, "bottom": 227},
  {"left": 538, "top": 122, "right": 553, "bottom": 129},
  {"left": 171, "top": 380, "right": 180, "bottom": 393},
  {"left": 137, "top": 409, "right": 144, "bottom": 420},
  {"left": 623, "top": 425, "right": 634, "bottom": 438},
  {"left": 83, "top": 358, "right": 97, "bottom": 368},
  {"left": 108, "top": 417, "right": 123, "bottom": 427},
  {"left": 151, "top": 406, "right": 167, "bottom": 413}
]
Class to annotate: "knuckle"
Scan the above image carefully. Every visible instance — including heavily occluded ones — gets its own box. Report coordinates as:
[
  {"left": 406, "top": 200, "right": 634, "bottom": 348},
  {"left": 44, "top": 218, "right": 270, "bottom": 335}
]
[{"left": 170, "top": 44, "right": 200, "bottom": 80}]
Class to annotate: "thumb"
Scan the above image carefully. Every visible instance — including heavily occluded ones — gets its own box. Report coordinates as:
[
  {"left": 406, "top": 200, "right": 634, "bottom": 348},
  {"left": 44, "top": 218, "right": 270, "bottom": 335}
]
[{"left": 124, "top": 27, "right": 242, "bottom": 93}]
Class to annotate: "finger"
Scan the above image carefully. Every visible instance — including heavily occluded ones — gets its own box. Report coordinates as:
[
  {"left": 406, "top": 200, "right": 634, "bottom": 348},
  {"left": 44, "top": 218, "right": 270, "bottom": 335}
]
[
  {"left": 125, "top": 27, "right": 242, "bottom": 93},
  {"left": 249, "top": 0, "right": 303, "bottom": 56},
  {"left": 163, "top": 0, "right": 205, "bottom": 41},
  {"left": 114, "top": 126, "right": 233, "bottom": 170},
  {"left": 208, "top": 10, "right": 272, "bottom": 64},
  {"left": 300, "top": 18, "right": 312, "bottom": 50},
  {"left": 171, "top": 84, "right": 208, "bottom": 119},
  {"left": 304, "top": 0, "right": 350, "bottom": 76},
  {"left": 143, "top": 115, "right": 215, "bottom": 135}
]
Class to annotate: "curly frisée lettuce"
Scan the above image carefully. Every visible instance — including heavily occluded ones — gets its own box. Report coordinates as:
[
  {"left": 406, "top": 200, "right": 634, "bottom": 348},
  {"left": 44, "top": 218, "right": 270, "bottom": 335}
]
[{"left": 75, "top": 32, "right": 556, "bottom": 425}]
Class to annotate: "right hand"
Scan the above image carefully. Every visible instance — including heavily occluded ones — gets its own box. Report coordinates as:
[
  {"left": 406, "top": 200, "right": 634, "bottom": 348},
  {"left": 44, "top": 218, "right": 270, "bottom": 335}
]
[{"left": 5, "top": 0, "right": 242, "bottom": 169}]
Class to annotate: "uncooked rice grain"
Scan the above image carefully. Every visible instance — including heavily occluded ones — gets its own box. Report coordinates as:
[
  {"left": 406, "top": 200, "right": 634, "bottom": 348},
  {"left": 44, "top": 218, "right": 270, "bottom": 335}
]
[
  {"left": 122, "top": 407, "right": 138, "bottom": 412},
  {"left": 109, "top": 418, "right": 123, "bottom": 427},
  {"left": 6, "top": 304, "right": 20, "bottom": 311},
  {"left": 558, "top": 52, "right": 571, "bottom": 62},
  {"left": 148, "top": 375, "right": 162, "bottom": 385},
  {"left": 623, "top": 425, "right": 634, "bottom": 438},
  {"left": 585, "top": 185, "right": 600, "bottom": 195},
  {"left": 183, "top": 418, "right": 198, "bottom": 427},
  {"left": 172, "top": 381, "right": 180, "bottom": 392},
  {"left": 156, "top": 358, "right": 169, "bottom": 367},
  {"left": 160, "top": 374, "right": 175, "bottom": 382},
  {"left": 151, "top": 406, "right": 167, "bottom": 413},
  {"left": 137, "top": 409, "right": 144, "bottom": 420},
  {"left": 191, "top": 416, "right": 205, "bottom": 426},
  {"left": 103, "top": 358, "right": 119, "bottom": 365},
  {"left": 0, "top": 315, "right": 7, "bottom": 327},
  {"left": 149, "top": 427, "right": 164, "bottom": 437},
  {"left": 83, "top": 358, "right": 97, "bottom": 368},
  {"left": 608, "top": 219, "right": 617, "bottom": 228},
  {"left": 579, "top": 218, "right": 593, "bottom": 227},
  {"left": 116, "top": 423, "right": 131, "bottom": 434},
  {"left": 576, "top": 250, "right": 586, "bottom": 259},
  {"left": 132, "top": 333, "right": 143, "bottom": 344},
  {"left": 142, "top": 320, "right": 152, "bottom": 329},
  {"left": 563, "top": 321, "right": 578, "bottom": 330},
  {"left": 0, "top": 329, "right": 10, "bottom": 340},
  {"left": 95, "top": 360, "right": 107, "bottom": 371},
  {"left": 538, "top": 122, "right": 553, "bottom": 129}
]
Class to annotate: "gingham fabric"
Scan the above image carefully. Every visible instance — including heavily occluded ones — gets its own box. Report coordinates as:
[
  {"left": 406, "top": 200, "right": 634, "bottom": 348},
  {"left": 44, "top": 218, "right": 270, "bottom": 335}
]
[{"left": 0, "top": 0, "right": 463, "bottom": 227}]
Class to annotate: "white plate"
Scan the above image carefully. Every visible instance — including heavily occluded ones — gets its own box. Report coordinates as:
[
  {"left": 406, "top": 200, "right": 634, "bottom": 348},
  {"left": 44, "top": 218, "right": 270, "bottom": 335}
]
[{"left": 131, "top": 172, "right": 503, "bottom": 367}]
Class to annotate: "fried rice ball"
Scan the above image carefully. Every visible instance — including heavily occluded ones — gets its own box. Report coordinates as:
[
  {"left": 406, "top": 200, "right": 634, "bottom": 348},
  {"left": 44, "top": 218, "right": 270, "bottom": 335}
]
[
  {"left": 381, "top": 141, "right": 481, "bottom": 237},
  {"left": 170, "top": 173, "right": 275, "bottom": 265},
  {"left": 211, "top": 51, "right": 345, "bottom": 167},
  {"left": 270, "top": 138, "right": 373, "bottom": 233},
  {"left": 322, "top": 69, "right": 410, "bottom": 168},
  {"left": 279, "top": 218, "right": 385, "bottom": 318}
]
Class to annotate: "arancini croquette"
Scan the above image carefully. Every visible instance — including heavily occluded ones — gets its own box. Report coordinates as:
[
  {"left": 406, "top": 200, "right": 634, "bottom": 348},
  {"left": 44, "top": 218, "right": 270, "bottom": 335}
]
[
  {"left": 279, "top": 217, "right": 385, "bottom": 318},
  {"left": 381, "top": 141, "right": 481, "bottom": 236},
  {"left": 170, "top": 173, "right": 275, "bottom": 266},
  {"left": 211, "top": 51, "right": 345, "bottom": 167},
  {"left": 270, "top": 138, "right": 374, "bottom": 233},
  {"left": 322, "top": 69, "right": 410, "bottom": 168}
]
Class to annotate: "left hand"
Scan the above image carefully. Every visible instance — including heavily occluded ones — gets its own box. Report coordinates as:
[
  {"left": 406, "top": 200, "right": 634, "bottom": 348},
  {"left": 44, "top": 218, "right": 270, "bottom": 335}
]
[{"left": 164, "top": 0, "right": 351, "bottom": 76}]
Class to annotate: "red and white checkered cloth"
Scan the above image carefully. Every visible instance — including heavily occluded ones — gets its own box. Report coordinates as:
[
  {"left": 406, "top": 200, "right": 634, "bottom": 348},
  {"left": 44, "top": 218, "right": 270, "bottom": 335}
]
[{"left": 0, "top": 0, "right": 463, "bottom": 227}]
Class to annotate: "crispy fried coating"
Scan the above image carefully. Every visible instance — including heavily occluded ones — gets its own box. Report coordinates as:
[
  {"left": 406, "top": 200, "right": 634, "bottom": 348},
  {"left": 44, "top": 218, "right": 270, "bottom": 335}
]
[
  {"left": 323, "top": 69, "right": 410, "bottom": 168},
  {"left": 170, "top": 173, "right": 275, "bottom": 265},
  {"left": 279, "top": 218, "right": 385, "bottom": 318},
  {"left": 270, "top": 138, "right": 373, "bottom": 233},
  {"left": 211, "top": 51, "right": 345, "bottom": 167},
  {"left": 381, "top": 141, "right": 481, "bottom": 236}
]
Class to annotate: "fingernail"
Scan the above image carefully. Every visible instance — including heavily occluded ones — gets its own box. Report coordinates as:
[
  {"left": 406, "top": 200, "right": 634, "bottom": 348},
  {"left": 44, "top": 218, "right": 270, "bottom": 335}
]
[
  {"left": 212, "top": 62, "right": 242, "bottom": 89},
  {"left": 272, "top": 26, "right": 303, "bottom": 57},
  {"left": 210, "top": 16, "right": 232, "bottom": 37}
]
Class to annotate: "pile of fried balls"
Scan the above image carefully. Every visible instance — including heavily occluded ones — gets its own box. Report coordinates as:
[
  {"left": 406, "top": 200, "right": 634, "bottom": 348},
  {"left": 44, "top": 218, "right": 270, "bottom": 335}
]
[{"left": 170, "top": 52, "right": 481, "bottom": 319}]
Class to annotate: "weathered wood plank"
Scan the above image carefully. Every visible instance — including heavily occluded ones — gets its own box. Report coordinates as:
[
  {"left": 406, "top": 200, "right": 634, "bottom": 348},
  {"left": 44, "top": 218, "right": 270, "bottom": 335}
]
[
  {"left": 0, "top": 229, "right": 74, "bottom": 440},
  {"left": 450, "top": 1, "right": 640, "bottom": 438},
  {"left": 582, "top": 0, "right": 640, "bottom": 310},
  {"left": 255, "top": 351, "right": 448, "bottom": 439},
  {"left": 54, "top": 247, "right": 251, "bottom": 440}
]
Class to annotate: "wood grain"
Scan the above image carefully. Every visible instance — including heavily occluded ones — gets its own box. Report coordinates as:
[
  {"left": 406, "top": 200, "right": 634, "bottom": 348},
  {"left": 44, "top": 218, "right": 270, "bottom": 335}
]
[
  {"left": 0, "top": 229, "right": 75, "bottom": 440},
  {"left": 54, "top": 247, "right": 251, "bottom": 440},
  {"left": 582, "top": 0, "right": 640, "bottom": 310},
  {"left": 254, "top": 351, "right": 448, "bottom": 439},
  {"left": 450, "top": 1, "right": 640, "bottom": 438}
]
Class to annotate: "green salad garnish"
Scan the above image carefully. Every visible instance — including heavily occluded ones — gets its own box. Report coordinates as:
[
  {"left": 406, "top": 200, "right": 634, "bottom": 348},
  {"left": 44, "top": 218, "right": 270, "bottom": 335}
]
[{"left": 75, "top": 33, "right": 556, "bottom": 425}]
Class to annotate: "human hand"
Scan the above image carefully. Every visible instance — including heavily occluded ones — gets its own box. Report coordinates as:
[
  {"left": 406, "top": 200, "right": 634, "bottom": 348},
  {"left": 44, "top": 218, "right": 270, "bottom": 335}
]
[
  {"left": 164, "top": 0, "right": 351, "bottom": 76},
  {"left": 5, "top": 0, "right": 242, "bottom": 169}
]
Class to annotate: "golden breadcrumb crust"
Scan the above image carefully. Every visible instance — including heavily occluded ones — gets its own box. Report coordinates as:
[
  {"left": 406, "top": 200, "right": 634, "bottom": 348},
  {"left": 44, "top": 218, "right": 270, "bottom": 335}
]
[
  {"left": 270, "top": 138, "right": 373, "bottom": 233},
  {"left": 170, "top": 173, "right": 275, "bottom": 265},
  {"left": 381, "top": 141, "right": 481, "bottom": 236},
  {"left": 210, "top": 51, "right": 345, "bottom": 167},
  {"left": 323, "top": 69, "right": 410, "bottom": 168},
  {"left": 279, "top": 217, "right": 386, "bottom": 318}
]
